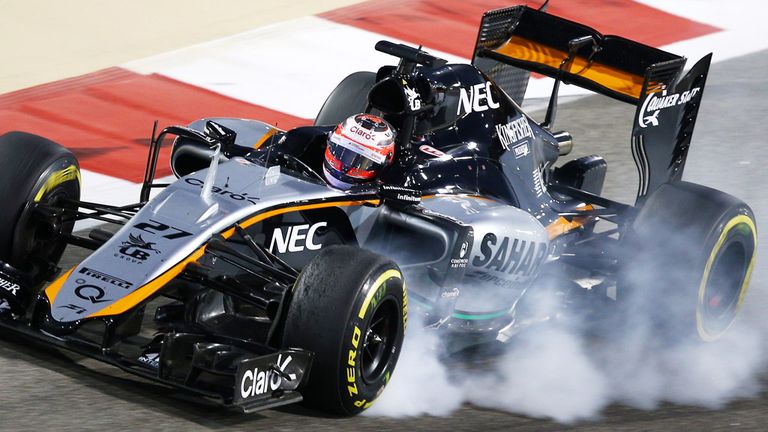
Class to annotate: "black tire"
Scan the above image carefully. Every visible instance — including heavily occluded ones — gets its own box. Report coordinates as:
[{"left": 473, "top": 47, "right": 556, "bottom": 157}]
[
  {"left": 314, "top": 71, "right": 377, "bottom": 126},
  {"left": 620, "top": 181, "right": 757, "bottom": 342},
  {"left": 0, "top": 131, "right": 80, "bottom": 282},
  {"left": 282, "top": 245, "right": 407, "bottom": 415}
]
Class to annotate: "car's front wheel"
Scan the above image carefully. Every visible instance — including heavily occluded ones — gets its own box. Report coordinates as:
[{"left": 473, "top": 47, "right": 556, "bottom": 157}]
[
  {"left": 282, "top": 245, "right": 407, "bottom": 415},
  {"left": 0, "top": 131, "right": 80, "bottom": 286}
]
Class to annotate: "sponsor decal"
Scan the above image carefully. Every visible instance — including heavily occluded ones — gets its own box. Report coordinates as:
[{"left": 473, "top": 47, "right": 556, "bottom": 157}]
[
  {"left": 441, "top": 287, "right": 460, "bottom": 299},
  {"left": 532, "top": 168, "right": 545, "bottom": 197},
  {"left": 418, "top": 144, "right": 449, "bottom": 159},
  {"left": 115, "top": 233, "right": 161, "bottom": 264},
  {"left": 469, "top": 272, "right": 524, "bottom": 289},
  {"left": 450, "top": 258, "right": 469, "bottom": 269},
  {"left": 513, "top": 143, "right": 530, "bottom": 159},
  {"left": 239, "top": 354, "right": 295, "bottom": 399},
  {"left": 79, "top": 267, "right": 133, "bottom": 289},
  {"left": 496, "top": 116, "right": 533, "bottom": 151},
  {"left": 332, "top": 134, "right": 388, "bottom": 164},
  {"left": 457, "top": 81, "right": 500, "bottom": 116},
  {"left": 404, "top": 83, "right": 422, "bottom": 111},
  {"left": 58, "top": 304, "right": 87, "bottom": 315},
  {"left": 471, "top": 233, "right": 547, "bottom": 278},
  {"left": 184, "top": 178, "right": 259, "bottom": 205},
  {"left": 138, "top": 353, "right": 160, "bottom": 369},
  {"left": 349, "top": 125, "right": 373, "bottom": 140},
  {"left": 451, "top": 241, "right": 470, "bottom": 268},
  {"left": 638, "top": 86, "right": 701, "bottom": 128},
  {"left": 0, "top": 278, "right": 20, "bottom": 296},
  {"left": 380, "top": 184, "right": 421, "bottom": 204},
  {"left": 134, "top": 220, "right": 193, "bottom": 240},
  {"left": 0, "top": 269, "right": 29, "bottom": 313},
  {"left": 269, "top": 222, "right": 326, "bottom": 254},
  {"left": 73, "top": 281, "right": 110, "bottom": 304},
  {"left": 347, "top": 325, "right": 362, "bottom": 398},
  {"left": 395, "top": 193, "right": 419, "bottom": 203}
]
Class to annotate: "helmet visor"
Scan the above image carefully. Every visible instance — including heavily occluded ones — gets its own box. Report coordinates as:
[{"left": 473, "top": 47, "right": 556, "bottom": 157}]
[{"left": 327, "top": 135, "right": 388, "bottom": 178}]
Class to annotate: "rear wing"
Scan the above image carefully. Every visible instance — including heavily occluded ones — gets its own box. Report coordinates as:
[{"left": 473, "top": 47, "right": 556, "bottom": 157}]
[
  {"left": 472, "top": 5, "right": 712, "bottom": 202},
  {"left": 471, "top": 5, "right": 685, "bottom": 105}
]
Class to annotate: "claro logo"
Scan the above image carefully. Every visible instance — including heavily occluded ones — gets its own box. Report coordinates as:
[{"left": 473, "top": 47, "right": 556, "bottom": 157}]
[
  {"left": 240, "top": 354, "right": 295, "bottom": 399},
  {"left": 269, "top": 222, "right": 327, "bottom": 253}
]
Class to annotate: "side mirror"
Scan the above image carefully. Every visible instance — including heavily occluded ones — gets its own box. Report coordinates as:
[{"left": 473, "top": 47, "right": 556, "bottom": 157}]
[{"left": 204, "top": 120, "right": 237, "bottom": 154}]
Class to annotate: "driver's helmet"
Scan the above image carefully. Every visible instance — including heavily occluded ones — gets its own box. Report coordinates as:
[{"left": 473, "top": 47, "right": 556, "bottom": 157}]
[{"left": 323, "top": 113, "right": 396, "bottom": 190}]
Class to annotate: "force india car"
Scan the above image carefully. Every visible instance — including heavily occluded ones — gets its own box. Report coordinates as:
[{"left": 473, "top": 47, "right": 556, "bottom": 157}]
[{"left": 0, "top": 5, "right": 757, "bottom": 416}]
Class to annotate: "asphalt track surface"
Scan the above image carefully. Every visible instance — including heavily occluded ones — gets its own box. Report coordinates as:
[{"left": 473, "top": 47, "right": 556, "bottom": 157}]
[{"left": 0, "top": 50, "right": 765, "bottom": 431}]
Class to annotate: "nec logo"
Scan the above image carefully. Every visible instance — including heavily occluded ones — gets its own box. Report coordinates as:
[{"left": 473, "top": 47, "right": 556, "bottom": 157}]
[
  {"left": 269, "top": 222, "right": 327, "bottom": 253},
  {"left": 457, "top": 81, "right": 500, "bottom": 116}
]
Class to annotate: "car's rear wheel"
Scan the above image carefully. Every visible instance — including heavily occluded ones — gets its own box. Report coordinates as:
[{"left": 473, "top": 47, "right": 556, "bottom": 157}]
[
  {"left": 282, "top": 245, "right": 407, "bottom": 415},
  {"left": 314, "top": 71, "right": 377, "bottom": 126},
  {"left": 0, "top": 131, "right": 80, "bottom": 286},
  {"left": 619, "top": 181, "right": 757, "bottom": 342}
]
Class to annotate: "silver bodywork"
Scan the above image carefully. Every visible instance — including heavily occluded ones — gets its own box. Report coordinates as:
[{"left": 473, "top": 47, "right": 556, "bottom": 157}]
[
  {"left": 420, "top": 196, "right": 549, "bottom": 314},
  {"left": 51, "top": 158, "right": 345, "bottom": 322},
  {"left": 51, "top": 117, "right": 551, "bottom": 324}
]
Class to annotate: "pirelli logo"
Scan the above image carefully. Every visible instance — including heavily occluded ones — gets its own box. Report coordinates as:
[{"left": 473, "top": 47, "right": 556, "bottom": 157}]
[{"left": 79, "top": 267, "right": 133, "bottom": 289}]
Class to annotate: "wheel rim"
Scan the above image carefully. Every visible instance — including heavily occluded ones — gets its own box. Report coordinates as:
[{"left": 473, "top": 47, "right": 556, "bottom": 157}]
[
  {"left": 699, "top": 219, "right": 755, "bottom": 338},
  {"left": 705, "top": 242, "right": 746, "bottom": 318},
  {"left": 13, "top": 189, "right": 76, "bottom": 271},
  {"left": 361, "top": 297, "right": 399, "bottom": 384}
]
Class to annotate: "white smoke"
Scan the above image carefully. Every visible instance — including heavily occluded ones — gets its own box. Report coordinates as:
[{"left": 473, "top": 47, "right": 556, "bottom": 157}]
[
  {"left": 366, "top": 272, "right": 766, "bottom": 423},
  {"left": 365, "top": 317, "right": 463, "bottom": 417},
  {"left": 465, "top": 325, "right": 611, "bottom": 423}
]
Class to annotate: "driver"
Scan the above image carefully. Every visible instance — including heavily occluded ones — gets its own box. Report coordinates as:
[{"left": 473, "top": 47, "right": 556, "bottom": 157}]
[{"left": 322, "top": 114, "right": 396, "bottom": 190}]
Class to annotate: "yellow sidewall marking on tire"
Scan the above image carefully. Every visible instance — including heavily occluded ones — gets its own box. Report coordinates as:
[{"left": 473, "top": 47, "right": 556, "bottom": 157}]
[
  {"left": 358, "top": 269, "right": 402, "bottom": 319},
  {"left": 349, "top": 268, "right": 404, "bottom": 411},
  {"left": 696, "top": 214, "right": 757, "bottom": 342},
  {"left": 34, "top": 165, "right": 80, "bottom": 202}
]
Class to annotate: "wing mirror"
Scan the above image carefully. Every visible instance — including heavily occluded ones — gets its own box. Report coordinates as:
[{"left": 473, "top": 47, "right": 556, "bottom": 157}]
[{"left": 204, "top": 120, "right": 237, "bottom": 154}]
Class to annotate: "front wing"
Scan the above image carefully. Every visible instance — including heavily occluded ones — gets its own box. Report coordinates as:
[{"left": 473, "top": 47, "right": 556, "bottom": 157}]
[{"left": 0, "top": 313, "right": 313, "bottom": 413}]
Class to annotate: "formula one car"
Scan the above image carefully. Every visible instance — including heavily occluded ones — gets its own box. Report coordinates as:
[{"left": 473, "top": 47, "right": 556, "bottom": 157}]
[{"left": 0, "top": 5, "right": 756, "bottom": 416}]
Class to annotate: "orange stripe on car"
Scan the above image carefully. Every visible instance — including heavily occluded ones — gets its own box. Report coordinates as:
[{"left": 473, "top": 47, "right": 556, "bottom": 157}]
[
  {"left": 44, "top": 267, "right": 75, "bottom": 304},
  {"left": 252, "top": 128, "right": 278, "bottom": 149},
  {"left": 545, "top": 205, "right": 594, "bottom": 240},
  {"left": 87, "top": 247, "right": 207, "bottom": 318},
  {"left": 76, "top": 199, "right": 379, "bottom": 319}
]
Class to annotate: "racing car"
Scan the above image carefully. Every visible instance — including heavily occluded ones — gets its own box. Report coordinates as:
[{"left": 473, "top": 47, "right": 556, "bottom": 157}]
[{"left": 0, "top": 4, "right": 757, "bottom": 416}]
